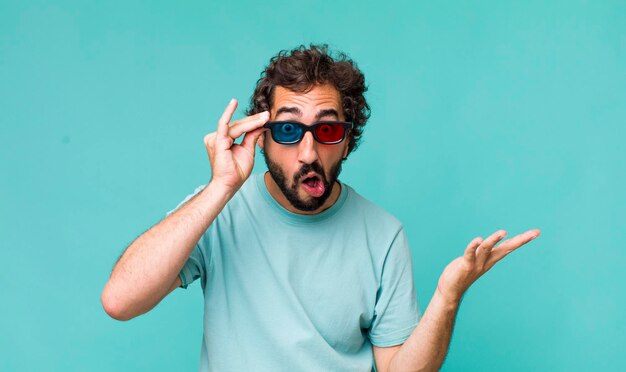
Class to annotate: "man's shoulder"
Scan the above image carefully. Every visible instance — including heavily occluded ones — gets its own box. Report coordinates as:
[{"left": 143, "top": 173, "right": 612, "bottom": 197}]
[{"left": 342, "top": 183, "right": 404, "bottom": 231}]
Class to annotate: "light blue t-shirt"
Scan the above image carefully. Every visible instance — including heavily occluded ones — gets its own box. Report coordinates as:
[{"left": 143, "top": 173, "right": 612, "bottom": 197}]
[{"left": 168, "top": 173, "right": 420, "bottom": 371}]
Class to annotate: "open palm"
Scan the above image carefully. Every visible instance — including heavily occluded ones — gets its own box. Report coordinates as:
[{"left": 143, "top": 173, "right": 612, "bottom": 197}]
[{"left": 436, "top": 229, "right": 540, "bottom": 303}]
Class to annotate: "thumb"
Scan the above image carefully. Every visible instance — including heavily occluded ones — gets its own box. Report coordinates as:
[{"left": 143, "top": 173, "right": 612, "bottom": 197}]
[{"left": 241, "top": 127, "right": 265, "bottom": 154}]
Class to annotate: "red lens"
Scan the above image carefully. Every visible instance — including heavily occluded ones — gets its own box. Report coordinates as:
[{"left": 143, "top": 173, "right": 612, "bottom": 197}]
[{"left": 314, "top": 123, "right": 344, "bottom": 143}]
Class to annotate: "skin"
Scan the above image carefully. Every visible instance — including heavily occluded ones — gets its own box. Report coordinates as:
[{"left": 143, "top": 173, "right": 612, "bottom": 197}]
[
  {"left": 101, "top": 83, "right": 541, "bottom": 371},
  {"left": 258, "top": 84, "right": 349, "bottom": 214},
  {"left": 377, "top": 229, "right": 540, "bottom": 372},
  {"left": 100, "top": 99, "right": 269, "bottom": 320}
]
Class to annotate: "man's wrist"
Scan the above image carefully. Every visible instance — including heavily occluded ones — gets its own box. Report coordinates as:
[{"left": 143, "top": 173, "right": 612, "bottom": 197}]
[
  {"left": 435, "top": 286, "right": 463, "bottom": 310},
  {"left": 204, "top": 179, "right": 238, "bottom": 201}
]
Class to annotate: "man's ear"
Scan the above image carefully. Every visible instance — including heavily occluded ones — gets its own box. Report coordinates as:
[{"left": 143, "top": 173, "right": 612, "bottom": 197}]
[{"left": 257, "top": 132, "right": 265, "bottom": 150}]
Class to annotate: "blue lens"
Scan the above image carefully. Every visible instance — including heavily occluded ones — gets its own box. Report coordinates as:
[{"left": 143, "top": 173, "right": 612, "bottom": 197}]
[{"left": 274, "top": 122, "right": 302, "bottom": 143}]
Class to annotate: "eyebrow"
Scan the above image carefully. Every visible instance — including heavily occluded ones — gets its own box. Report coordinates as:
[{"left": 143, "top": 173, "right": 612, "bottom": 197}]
[{"left": 275, "top": 106, "right": 340, "bottom": 121}]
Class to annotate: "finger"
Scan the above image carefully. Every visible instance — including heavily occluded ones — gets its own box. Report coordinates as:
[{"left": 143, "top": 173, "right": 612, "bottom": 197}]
[
  {"left": 203, "top": 132, "right": 216, "bottom": 148},
  {"left": 475, "top": 230, "right": 506, "bottom": 265},
  {"left": 240, "top": 127, "right": 265, "bottom": 154},
  {"left": 476, "top": 230, "right": 507, "bottom": 252},
  {"left": 204, "top": 132, "right": 217, "bottom": 156},
  {"left": 228, "top": 111, "right": 269, "bottom": 139},
  {"left": 217, "top": 99, "right": 238, "bottom": 139},
  {"left": 463, "top": 237, "right": 483, "bottom": 263},
  {"left": 228, "top": 110, "right": 269, "bottom": 131},
  {"left": 488, "top": 229, "right": 541, "bottom": 264}
]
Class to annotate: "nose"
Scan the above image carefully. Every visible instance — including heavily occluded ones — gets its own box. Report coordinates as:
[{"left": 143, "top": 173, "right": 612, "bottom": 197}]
[{"left": 297, "top": 131, "right": 319, "bottom": 164}]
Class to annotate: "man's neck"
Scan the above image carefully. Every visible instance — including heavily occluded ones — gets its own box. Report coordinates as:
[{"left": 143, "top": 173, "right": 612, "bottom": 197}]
[{"left": 263, "top": 171, "right": 342, "bottom": 215}]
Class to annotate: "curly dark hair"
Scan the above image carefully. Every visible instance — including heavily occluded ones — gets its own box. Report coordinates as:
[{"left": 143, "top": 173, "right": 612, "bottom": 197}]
[{"left": 245, "top": 44, "right": 371, "bottom": 156}]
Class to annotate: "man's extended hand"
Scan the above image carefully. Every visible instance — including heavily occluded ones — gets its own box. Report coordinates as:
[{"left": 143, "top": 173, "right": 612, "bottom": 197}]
[
  {"left": 383, "top": 229, "right": 541, "bottom": 371},
  {"left": 436, "top": 229, "right": 541, "bottom": 304},
  {"left": 204, "top": 99, "right": 269, "bottom": 191}
]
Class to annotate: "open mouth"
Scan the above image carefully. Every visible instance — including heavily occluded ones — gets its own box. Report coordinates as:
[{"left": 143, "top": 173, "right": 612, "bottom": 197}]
[{"left": 299, "top": 172, "right": 325, "bottom": 197}]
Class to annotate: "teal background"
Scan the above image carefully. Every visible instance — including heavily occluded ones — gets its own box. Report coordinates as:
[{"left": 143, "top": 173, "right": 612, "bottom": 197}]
[{"left": 1, "top": 0, "right": 624, "bottom": 370}]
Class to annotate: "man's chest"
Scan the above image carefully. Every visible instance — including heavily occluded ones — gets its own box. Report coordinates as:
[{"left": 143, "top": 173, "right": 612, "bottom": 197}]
[{"left": 205, "top": 225, "right": 381, "bottom": 351}]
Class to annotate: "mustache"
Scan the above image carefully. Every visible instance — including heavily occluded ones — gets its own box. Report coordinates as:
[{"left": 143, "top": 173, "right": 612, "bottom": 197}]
[{"left": 293, "top": 162, "right": 327, "bottom": 184}]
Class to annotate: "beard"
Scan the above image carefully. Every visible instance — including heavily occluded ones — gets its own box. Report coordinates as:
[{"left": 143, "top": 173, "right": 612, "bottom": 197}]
[{"left": 263, "top": 152, "right": 344, "bottom": 212}]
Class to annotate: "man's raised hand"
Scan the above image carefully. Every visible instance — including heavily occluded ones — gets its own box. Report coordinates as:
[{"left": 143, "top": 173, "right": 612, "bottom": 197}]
[
  {"left": 204, "top": 99, "right": 269, "bottom": 191},
  {"left": 436, "top": 229, "right": 541, "bottom": 304}
]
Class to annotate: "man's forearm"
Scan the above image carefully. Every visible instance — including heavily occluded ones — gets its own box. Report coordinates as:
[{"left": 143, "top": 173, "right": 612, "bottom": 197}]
[
  {"left": 101, "top": 181, "right": 234, "bottom": 320},
  {"left": 388, "top": 289, "right": 460, "bottom": 372}
]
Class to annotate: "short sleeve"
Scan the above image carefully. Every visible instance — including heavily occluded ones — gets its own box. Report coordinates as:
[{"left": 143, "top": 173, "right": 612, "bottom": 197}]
[
  {"left": 166, "top": 185, "right": 209, "bottom": 289},
  {"left": 178, "top": 242, "right": 207, "bottom": 289},
  {"left": 368, "top": 228, "right": 421, "bottom": 347},
  {"left": 166, "top": 185, "right": 207, "bottom": 217}
]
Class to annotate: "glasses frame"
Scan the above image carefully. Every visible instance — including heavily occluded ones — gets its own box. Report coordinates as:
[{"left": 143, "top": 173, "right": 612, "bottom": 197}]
[{"left": 263, "top": 121, "right": 353, "bottom": 145}]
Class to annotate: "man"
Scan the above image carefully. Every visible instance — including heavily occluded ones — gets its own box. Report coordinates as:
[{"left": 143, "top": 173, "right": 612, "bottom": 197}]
[{"left": 101, "top": 44, "right": 540, "bottom": 371}]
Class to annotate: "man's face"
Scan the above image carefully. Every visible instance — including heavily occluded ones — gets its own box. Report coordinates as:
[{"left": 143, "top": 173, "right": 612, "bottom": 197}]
[{"left": 260, "top": 83, "right": 350, "bottom": 213}]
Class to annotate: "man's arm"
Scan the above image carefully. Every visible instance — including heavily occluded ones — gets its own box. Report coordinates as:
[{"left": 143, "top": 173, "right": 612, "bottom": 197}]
[
  {"left": 101, "top": 182, "right": 234, "bottom": 320},
  {"left": 374, "top": 287, "right": 458, "bottom": 372},
  {"left": 101, "top": 99, "right": 268, "bottom": 321},
  {"left": 374, "top": 229, "right": 540, "bottom": 371}
]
